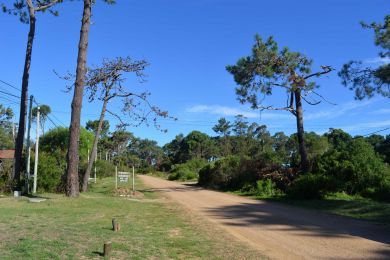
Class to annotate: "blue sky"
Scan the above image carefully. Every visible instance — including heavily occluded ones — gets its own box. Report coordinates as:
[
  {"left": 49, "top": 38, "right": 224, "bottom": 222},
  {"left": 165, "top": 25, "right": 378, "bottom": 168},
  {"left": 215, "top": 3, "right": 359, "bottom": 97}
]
[{"left": 0, "top": 0, "right": 389, "bottom": 145}]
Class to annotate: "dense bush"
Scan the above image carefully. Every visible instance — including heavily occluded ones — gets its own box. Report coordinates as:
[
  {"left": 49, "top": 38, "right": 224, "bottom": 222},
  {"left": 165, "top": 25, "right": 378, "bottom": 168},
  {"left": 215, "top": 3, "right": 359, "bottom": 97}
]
[
  {"left": 315, "top": 138, "right": 388, "bottom": 194},
  {"left": 95, "top": 160, "right": 116, "bottom": 178},
  {"left": 138, "top": 165, "right": 156, "bottom": 174},
  {"left": 35, "top": 152, "right": 64, "bottom": 193},
  {"left": 364, "top": 178, "right": 390, "bottom": 202},
  {"left": 198, "top": 156, "right": 242, "bottom": 189},
  {"left": 168, "top": 158, "right": 207, "bottom": 181},
  {"left": 168, "top": 167, "right": 197, "bottom": 181},
  {"left": 287, "top": 174, "right": 339, "bottom": 199},
  {"left": 199, "top": 155, "right": 298, "bottom": 191}
]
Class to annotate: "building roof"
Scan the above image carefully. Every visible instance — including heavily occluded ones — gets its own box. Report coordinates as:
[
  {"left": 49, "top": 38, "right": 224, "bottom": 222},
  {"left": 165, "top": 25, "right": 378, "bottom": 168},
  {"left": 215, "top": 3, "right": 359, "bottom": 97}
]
[{"left": 0, "top": 150, "right": 15, "bottom": 159}]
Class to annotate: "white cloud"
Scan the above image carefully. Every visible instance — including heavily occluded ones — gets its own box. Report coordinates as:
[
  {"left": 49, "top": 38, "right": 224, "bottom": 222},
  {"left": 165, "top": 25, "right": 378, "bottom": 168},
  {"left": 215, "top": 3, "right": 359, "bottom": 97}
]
[
  {"left": 364, "top": 57, "right": 390, "bottom": 65},
  {"left": 186, "top": 105, "right": 291, "bottom": 119}
]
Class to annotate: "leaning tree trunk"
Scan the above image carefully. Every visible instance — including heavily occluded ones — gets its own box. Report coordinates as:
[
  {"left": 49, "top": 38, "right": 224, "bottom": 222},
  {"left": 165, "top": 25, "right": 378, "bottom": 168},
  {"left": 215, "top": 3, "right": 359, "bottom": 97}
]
[
  {"left": 82, "top": 96, "right": 109, "bottom": 192},
  {"left": 13, "top": 2, "right": 36, "bottom": 188},
  {"left": 66, "top": 0, "right": 92, "bottom": 197},
  {"left": 294, "top": 89, "right": 310, "bottom": 173}
]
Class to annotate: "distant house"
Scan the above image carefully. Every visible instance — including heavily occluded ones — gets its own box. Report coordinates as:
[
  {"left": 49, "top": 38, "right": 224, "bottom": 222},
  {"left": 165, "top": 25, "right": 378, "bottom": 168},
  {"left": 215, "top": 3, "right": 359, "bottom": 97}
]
[
  {"left": 0, "top": 149, "right": 14, "bottom": 171},
  {"left": 0, "top": 150, "right": 15, "bottom": 159}
]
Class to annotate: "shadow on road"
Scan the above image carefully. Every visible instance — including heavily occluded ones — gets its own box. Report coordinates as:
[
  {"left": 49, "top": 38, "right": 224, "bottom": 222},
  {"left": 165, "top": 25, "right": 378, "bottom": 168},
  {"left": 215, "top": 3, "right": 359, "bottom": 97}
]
[{"left": 204, "top": 201, "right": 390, "bottom": 245}]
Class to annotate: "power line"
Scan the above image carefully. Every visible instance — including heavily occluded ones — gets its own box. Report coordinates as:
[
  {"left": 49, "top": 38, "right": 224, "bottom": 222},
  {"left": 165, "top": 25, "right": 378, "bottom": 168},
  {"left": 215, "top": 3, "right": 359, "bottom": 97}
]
[
  {"left": 363, "top": 126, "right": 390, "bottom": 137},
  {"left": 0, "top": 96, "right": 20, "bottom": 105},
  {"left": 0, "top": 89, "right": 20, "bottom": 99},
  {"left": 50, "top": 113, "right": 67, "bottom": 127},
  {"left": 33, "top": 98, "right": 66, "bottom": 128},
  {"left": 0, "top": 79, "right": 21, "bottom": 92}
]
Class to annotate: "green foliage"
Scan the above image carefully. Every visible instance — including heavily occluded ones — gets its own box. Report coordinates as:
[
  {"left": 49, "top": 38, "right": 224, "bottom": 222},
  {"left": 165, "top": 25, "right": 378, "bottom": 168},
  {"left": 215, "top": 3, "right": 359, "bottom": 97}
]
[
  {"left": 163, "top": 131, "right": 218, "bottom": 165},
  {"left": 288, "top": 132, "right": 329, "bottom": 166},
  {"left": 339, "top": 15, "right": 390, "bottom": 99},
  {"left": 168, "top": 167, "right": 197, "bottom": 181},
  {"left": 198, "top": 156, "right": 242, "bottom": 189},
  {"left": 315, "top": 138, "right": 388, "bottom": 194},
  {"left": 287, "top": 174, "right": 338, "bottom": 199},
  {"left": 372, "top": 178, "right": 390, "bottom": 202},
  {"left": 94, "top": 159, "right": 116, "bottom": 178},
  {"left": 168, "top": 158, "right": 207, "bottom": 181},
  {"left": 2, "top": 1, "right": 64, "bottom": 24},
  {"left": 85, "top": 119, "right": 110, "bottom": 137},
  {"left": 226, "top": 34, "right": 316, "bottom": 109},
  {"left": 212, "top": 117, "right": 232, "bottom": 137},
  {"left": 128, "top": 137, "right": 163, "bottom": 170},
  {"left": 36, "top": 127, "right": 94, "bottom": 192},
  {"left": 40, "top": 127, "right": 94, "bottom": 163},
  {"left": 0, "top": 127, "right": 14, "bottom": 149},
  {"left": 34, "top": 152, "right": 64, "bottom": 193},
  {"left": 0, "top": 160, "right": 13, "bottom": 193},
  {"left": 255, "top": 179, "right": 279, "bottom": 197}
]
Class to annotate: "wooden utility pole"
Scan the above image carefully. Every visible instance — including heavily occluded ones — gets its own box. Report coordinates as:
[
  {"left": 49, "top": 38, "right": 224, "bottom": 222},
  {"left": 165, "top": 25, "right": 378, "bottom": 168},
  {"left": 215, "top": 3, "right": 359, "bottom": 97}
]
[
  {"left": 132, "top": 166, "right": 135, "bottom": 192},
  {"left": 25, "top": 95, "right": 34, "bottom": 193},
  {"left": 115, "top": 166, "right": 118, "bottom": 190},
  {"left": 33, "top": 107, "right": 40, "bottom": 193}
]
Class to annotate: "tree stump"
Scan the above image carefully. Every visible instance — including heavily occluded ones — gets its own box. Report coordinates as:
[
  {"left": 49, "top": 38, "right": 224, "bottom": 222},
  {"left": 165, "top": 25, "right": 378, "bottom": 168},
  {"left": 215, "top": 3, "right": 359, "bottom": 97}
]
[{"left": 103, "top": 242, "right": 112, "bottom": 257}]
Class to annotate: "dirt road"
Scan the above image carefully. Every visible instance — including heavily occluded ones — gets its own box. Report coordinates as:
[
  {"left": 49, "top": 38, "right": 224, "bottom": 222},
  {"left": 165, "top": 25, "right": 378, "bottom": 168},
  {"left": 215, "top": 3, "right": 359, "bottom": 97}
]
[{"left": 139, "top": 175, "right": 390, "bottom": 259}]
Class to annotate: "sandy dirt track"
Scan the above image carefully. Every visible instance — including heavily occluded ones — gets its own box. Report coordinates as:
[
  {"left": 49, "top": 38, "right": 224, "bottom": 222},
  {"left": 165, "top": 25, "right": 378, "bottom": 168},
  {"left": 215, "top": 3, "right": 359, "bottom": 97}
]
[{"left": 139, "top": 175, "right": 390, "bottom": 259}]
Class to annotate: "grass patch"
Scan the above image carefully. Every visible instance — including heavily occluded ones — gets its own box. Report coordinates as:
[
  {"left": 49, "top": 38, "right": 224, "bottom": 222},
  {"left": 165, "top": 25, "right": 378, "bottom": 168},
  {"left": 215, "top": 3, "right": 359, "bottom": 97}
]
[{"left": 0, "top": 177, "right": 263, "bottom": 259}]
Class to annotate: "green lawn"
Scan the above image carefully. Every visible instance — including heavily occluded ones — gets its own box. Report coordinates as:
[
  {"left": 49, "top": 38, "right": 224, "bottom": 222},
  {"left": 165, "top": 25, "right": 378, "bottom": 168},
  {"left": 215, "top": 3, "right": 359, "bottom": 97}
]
[{"left": 0, "top": 177, "right": 263, "bottom": 259}]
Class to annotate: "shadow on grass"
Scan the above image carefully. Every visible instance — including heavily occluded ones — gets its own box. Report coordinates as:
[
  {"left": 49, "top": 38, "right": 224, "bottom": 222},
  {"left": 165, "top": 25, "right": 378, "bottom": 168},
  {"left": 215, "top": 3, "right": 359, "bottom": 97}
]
[
  {"left": 92, "top": 251, "right": 104, "bottom": 257},
  {"left": 25, "top": 194, "right": 52, "bottom": 199}
]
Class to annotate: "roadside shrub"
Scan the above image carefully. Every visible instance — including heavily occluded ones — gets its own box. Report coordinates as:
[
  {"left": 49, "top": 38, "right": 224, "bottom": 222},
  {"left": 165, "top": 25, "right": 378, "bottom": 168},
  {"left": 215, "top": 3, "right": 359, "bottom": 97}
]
[
  {"left": 95, "top": 160, "right": 116, "bottom": 178},
  {"left": 35, "top": 152, "right": 64, "bottom": 193},
  {"left": 255, "top": 179, "right": 280, "bottom": 197},
  {"left": 367, "top": 178, "right": 390, "bottom": 202},
  {"left": 199, "top": 155, "right": 297, "bottom": 192},
  {"left": 138, "top": 165, "right": 156, "bottom": 174},
  {"left": 287, "top": 174, "right": 339, "bottom": 199},
  {"left": 198, "top": 155, "right": 242, "bottom": 189},
  {"left": 168, "top": 158, "right": 207, "bottom": 181},
  {"left": 315, "top": 138, "right": 387, "bottom": 194},
  {"left": 168, "top": 167, "right": 197, "bottom": 181}
]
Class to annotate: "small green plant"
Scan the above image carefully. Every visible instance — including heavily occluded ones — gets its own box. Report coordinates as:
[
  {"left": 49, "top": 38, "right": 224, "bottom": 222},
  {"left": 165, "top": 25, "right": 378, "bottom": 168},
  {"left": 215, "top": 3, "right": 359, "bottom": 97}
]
[{"left": 255, "top": 179, "right": 279, "bottom": 197}]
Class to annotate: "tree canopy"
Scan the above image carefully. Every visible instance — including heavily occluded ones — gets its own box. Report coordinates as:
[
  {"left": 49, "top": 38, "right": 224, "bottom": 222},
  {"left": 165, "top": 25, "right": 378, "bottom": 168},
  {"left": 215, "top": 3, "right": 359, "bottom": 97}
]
[{"left": 339, "top": 15, "right": 390, "bottom": 99}]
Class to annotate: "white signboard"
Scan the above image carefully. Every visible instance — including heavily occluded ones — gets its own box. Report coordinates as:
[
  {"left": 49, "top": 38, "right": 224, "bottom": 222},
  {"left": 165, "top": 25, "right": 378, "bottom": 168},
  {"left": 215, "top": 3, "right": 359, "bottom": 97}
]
[{"left": 118, "top": 172, "right": 130, "bottom": 183}]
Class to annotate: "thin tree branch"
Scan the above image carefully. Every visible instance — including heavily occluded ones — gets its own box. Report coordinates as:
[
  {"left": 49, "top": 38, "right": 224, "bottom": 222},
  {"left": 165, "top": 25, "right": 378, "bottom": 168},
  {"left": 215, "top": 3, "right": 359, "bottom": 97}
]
[
  {"left": 301, "top": 95, "right": 321, "bottom": 106},
  {"left": 304, "top": 66, "right": 334, "bottom": 79},
  {"left": 35, "top": 0, "right": 60, "bottom": 11},
  {"left": 311, "top": 90, "right": 337, "bottom": 105}
]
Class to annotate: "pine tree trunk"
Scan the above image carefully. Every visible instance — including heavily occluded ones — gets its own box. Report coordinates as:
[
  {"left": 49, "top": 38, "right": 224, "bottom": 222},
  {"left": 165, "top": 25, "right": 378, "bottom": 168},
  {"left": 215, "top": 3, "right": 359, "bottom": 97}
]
[
  {"left": 13, "top": 1, "right": 36, "bottom": 188},
  {"left": 294, "top": 89, "right": 310, "bottom": 173},
  {"left": 82, "top": 97, "right": 108, "bottom": 192},
  {"left": 66, "top": 0, "right": 92, "bottom": 197}
]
